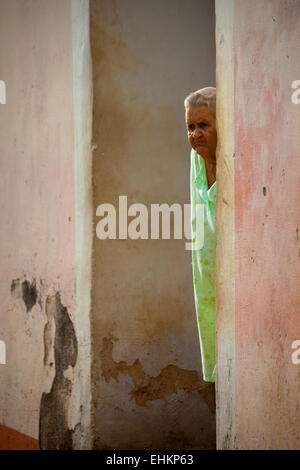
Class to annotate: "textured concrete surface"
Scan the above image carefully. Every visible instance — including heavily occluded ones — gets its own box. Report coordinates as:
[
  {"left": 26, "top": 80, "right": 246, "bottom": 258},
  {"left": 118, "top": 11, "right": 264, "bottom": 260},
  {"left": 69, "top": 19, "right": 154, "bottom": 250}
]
[
  {"left": 215, "top": 0, "right": 236, "bottom": 450},
  {"left": 0, "top": 0, "right": 76, "bottom": 446},
  {"left": 0, "top": 0, "right": 217, "bottom": 450},
  {"left": 216, "top": 0, "right": 300, "bottom": 450},
  {"left": 70, "top": 0, "right": 93, "bottom": 450},
  {"left": 90, "top": 0, "right": 216, "bottom": 450}
]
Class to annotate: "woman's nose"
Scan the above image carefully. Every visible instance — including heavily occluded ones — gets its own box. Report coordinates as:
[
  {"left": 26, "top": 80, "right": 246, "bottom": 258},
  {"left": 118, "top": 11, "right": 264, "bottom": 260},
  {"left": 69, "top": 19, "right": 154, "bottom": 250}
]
[{"left": 194, "top": 127, "right": 203, "bottom": 138}]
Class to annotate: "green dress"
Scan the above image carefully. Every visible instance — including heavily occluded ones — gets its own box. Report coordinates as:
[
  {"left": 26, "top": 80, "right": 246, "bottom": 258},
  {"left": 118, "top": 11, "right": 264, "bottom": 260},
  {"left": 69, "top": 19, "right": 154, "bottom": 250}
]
[{"left": 190, "top": 148, "right": 216, "bottom": 382}]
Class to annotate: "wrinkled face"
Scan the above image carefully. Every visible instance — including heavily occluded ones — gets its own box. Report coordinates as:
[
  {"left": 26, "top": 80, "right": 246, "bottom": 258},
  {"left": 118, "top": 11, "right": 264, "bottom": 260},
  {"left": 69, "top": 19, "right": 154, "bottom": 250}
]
[{"left": 185, "top": 104, "right": 217, "bottom": 164}]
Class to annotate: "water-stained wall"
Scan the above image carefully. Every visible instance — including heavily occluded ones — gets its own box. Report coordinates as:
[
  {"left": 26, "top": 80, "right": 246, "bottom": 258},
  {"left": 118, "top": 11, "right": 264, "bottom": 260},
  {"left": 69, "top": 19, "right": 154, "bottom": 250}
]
[
  {"left": 90, "top": 0, "right": 216, "bottom": 449},
  {"left": 0, "top": 0, "right": 92, "bottom": 449}
]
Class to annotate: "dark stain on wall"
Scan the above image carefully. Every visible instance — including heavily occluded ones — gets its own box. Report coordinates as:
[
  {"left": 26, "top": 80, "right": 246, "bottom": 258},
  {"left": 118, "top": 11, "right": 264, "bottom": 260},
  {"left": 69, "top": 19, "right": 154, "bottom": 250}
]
[
  {"left": 10, "top": 279, "right": 78, "bottom": 449},
  {"left": 11, "top": 278, "right": 38, "bottom": 312},
  {"left": 21, "top": 280, "right": 38, "bottom": 312},
  {"left": 39, "top": 292, "right": 78, "bottom": 450}
]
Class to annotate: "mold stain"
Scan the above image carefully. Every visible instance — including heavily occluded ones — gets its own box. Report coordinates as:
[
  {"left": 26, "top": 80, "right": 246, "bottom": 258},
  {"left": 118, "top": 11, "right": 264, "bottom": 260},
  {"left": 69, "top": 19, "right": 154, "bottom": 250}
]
[
  {"left": 21, "top": 280, "right": 38, "bottom": 312},
  {"left": 10, "top": 279, "right": 78, "bottom": 449},
  {"left": 11, "top": 278, "right": 38, "bottom": 312},
  {"left": 39, "top": 293, "right": 78, "bottom": 450}
]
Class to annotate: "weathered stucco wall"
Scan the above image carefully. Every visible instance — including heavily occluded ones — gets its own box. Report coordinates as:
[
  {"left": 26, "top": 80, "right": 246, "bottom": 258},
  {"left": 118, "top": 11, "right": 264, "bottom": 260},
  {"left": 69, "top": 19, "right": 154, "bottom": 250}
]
[
  {"left": 91, "top": 0, "right": 216, "bottom": 449},
  {"left": 234, "top": 0, "right": 300, "bottom": 450},
  {"left": 70, "top": 0, "right": 93, "bottom": 450},
  {"left": 216, "top": 0, "right": 300, "bottom": 449},
  {"left": 215, "top": 0, "right": 235, "bottom": 450},
  {"left": 0, "top": 0, "right": 92, "bottom": 449}
]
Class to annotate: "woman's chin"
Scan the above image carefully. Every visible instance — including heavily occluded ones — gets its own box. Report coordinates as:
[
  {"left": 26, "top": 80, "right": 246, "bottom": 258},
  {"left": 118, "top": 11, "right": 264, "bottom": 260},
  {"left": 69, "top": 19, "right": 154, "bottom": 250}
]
[
  {"left": 197, "top": 151, "right": 216, "bottom": 166},
  {"left": 195, "top": 146, "right": 208, "bottom": 158}
]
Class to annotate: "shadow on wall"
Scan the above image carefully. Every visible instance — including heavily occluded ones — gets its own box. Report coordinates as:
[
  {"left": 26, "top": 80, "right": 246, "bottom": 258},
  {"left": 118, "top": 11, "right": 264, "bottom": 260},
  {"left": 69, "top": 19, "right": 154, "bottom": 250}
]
[{"left": 90, "top": 0, "right": 216, "bottom": 450}]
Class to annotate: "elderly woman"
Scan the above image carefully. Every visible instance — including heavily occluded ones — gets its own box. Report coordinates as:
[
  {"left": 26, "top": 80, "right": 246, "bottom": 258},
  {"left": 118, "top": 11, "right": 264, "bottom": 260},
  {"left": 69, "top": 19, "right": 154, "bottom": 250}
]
[{"left": 184, "top": 87, "right": 217, "bottom": 382}]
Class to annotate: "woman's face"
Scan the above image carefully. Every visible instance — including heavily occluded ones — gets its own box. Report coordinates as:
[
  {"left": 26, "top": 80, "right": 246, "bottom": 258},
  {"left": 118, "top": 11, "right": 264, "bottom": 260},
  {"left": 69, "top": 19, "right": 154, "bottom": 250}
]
[{"left": 185, "top": 104, "right": 217, "bottom": 165}]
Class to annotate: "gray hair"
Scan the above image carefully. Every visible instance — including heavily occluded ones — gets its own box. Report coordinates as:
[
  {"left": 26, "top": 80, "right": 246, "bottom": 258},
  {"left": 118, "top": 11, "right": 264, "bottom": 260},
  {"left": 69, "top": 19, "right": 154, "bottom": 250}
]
[{"left": 184, "top": 86, "right": 216, "bottom": 115}]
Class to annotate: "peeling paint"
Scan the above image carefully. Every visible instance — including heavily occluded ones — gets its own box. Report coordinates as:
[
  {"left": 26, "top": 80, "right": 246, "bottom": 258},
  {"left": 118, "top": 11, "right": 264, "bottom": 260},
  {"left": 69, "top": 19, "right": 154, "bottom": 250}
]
[
  {"left": 99, "top": 337, "right": 215, "bottom": 413},
  {"left": 43, "top": 295, "right": 55, "bottom": 366},
  {"left": 91, "top": 0, "right": 216, "bottom": 449},
  {"left": 39, "top": 293, "right": 78, "bottom": 450}
]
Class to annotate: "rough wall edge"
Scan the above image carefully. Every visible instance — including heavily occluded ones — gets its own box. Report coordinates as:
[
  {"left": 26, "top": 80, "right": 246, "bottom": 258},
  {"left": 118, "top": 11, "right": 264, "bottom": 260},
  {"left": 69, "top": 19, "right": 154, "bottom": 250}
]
[
  {"left": 215, "top": 0, "right": 236, "bottom": 450},
  {"left": 70, "top": 0, "right": 93, "bottom": 449}
]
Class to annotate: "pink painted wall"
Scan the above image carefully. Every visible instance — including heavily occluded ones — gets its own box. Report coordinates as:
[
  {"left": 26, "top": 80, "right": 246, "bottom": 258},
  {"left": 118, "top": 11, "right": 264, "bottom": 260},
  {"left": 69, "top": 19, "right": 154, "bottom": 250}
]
[
  {"left": 234, "top": 0, "right": 300, "bottom": 449},
  {"left": 0, "top": 0, "right": 75, "bottom": 445}
]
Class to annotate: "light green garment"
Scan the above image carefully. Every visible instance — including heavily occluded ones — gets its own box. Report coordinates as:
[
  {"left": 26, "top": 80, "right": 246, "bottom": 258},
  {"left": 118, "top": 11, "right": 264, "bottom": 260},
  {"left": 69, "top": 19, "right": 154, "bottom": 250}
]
[{"left": 190, "top": 148, "right": 216, "bottom": 382}]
